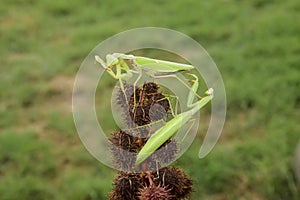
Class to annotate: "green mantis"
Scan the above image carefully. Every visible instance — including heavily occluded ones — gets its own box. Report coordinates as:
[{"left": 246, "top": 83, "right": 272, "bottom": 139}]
[
  {"left": 95, "top": 53, "right": 213, "bottom": 165},
  {"left": 95, "top": 53, "right": 196, "bottom": 104}
]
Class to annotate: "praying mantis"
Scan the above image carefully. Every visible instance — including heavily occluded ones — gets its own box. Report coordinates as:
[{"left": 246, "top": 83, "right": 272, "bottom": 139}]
[
  {"left": 95, "top": 53, "right": 213, "bottom": 165},
  {"left": 95, "top": 53, "right": 197, "bottom": 105}
]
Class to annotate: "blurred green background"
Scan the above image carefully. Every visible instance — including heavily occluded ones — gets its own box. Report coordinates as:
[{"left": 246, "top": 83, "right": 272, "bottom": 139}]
[{"left": 1, "top": 0, "right": 299, "bottom": 199}]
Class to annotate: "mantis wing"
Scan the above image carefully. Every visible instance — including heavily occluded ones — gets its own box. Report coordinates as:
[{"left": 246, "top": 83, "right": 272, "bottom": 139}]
[{"left": 134, "top": 56, "right": 195, "bottom": 73}]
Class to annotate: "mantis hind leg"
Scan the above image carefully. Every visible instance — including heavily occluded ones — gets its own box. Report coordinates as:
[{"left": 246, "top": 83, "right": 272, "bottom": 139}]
[
  {"left": 156, "top": 94, "right": 179, "bottom": 118},
  {"left": 151, "top": 73, "right": 202, "bottom": 102}
]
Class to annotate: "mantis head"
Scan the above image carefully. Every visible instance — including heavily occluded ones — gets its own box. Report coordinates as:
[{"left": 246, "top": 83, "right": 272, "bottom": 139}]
[{"left": 95, "top": 53, "right": 135, "bottom": 69}]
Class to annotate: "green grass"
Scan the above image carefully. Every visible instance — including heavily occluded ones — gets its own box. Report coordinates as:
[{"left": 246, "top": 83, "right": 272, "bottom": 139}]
[{"left": 0, "top": 0, "right": 299, "bottom": 199}]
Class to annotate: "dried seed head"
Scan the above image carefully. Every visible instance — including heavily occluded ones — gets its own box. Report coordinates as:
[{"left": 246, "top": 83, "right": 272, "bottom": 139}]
[
  {"left": 109, "top": 172, "right": 143, "bottom": 200},
  {"left": 142, "top": 82, "right": 159, "bottom": 94},
  {"left": 109, "top": 130, "right": 147, "bottom": 171},
  {"left": 128, "top": 82, "right": 170, "bottom": 126},
  {"left": 109, "top": 131, "right": 177, "bottom": 171},
  {"left": 153, "top": 167, "right": 193, "bottom": 199},
  {"left": 137, "top": 184, "right": 173, "bottom": 200},
  {"left": 115, "top": 82, "right": 170, "bottom": 128}
]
